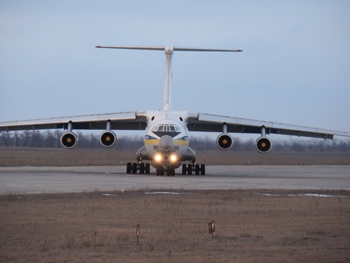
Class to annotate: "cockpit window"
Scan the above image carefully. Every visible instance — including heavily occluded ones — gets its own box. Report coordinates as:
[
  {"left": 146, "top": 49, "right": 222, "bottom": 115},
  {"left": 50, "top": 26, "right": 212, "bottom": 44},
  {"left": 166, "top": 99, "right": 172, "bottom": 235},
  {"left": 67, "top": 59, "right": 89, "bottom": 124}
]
[{"left": 152, "top": 124, "right": 181, "bottom": 133}]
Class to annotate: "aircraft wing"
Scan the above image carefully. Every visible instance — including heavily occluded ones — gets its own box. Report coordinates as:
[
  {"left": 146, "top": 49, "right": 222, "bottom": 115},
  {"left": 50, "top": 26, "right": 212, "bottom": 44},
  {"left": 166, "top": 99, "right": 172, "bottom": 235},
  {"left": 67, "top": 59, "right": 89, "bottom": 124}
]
[
  {"left": 187, "top": 113, "right": 350, "bottom": 140},
  {"left": 0, "top": 111, "right": 148, "bottom": 132}
]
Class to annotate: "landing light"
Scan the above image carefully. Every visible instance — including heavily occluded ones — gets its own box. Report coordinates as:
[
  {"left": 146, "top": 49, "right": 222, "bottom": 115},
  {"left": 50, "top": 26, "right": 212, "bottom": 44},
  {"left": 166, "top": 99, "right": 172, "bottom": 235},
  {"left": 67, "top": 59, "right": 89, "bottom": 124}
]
[
  {"left": 170, "top": 154, "right": 177, "bottom": 162},
  {"left": 154, "top": 154, "right": 162, "bottom": 162}
]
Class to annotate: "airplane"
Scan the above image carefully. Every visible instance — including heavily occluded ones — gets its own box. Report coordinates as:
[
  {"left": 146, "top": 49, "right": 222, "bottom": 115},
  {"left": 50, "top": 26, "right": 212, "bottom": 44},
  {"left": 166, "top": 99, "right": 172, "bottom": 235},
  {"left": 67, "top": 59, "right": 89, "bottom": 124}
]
[{"left": 1, "top": 45, "right": 350, "bottom": 176}]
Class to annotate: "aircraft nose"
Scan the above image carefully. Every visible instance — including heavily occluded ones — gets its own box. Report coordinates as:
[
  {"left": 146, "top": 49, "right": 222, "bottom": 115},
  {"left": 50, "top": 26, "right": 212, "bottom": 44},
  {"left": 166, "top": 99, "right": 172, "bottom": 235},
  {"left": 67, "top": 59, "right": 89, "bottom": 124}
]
[{"left": 158, "top": 135, "right": 174, "bottom": 150}]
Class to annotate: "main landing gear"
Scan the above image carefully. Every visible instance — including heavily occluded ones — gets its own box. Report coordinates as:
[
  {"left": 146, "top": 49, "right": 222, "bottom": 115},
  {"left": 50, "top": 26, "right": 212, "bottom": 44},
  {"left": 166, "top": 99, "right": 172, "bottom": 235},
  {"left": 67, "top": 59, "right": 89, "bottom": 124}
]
[
  {"left": 126, "top": 162, "right": 206, "bottom": 176},
  {"left": 182, "top": 163, "right": 205, "bottom": 175},
  {"left": 126, "top": 162, "right": 151, "bottom": 174}
]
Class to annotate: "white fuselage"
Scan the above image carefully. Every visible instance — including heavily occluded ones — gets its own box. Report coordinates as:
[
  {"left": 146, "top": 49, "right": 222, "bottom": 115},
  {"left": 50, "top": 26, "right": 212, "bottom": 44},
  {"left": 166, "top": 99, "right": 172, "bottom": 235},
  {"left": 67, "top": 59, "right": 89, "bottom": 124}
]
[{"left": 138, "top": 110, "right": 194, "bottom": 168}]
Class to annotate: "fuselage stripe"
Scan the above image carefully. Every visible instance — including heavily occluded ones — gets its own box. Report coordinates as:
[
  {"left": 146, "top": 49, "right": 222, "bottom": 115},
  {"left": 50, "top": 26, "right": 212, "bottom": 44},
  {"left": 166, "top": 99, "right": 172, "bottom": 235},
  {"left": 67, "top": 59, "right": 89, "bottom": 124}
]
[{"left": 144, "top": 139, "right": 189, "bottom": 146}]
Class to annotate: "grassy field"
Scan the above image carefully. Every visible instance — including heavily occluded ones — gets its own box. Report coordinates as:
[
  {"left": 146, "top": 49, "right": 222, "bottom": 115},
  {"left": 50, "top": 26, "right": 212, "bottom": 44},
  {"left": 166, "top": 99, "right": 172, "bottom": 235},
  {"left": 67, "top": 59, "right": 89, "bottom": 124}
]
[
  {"left": 1, "top": 148, "right": 349, "bottom": 262},
  {"left": 1, "top": 147, "right": 350, "bottom": 166},
  {"left": 1, "top": 189, "right": 349, "bottom": 262}
]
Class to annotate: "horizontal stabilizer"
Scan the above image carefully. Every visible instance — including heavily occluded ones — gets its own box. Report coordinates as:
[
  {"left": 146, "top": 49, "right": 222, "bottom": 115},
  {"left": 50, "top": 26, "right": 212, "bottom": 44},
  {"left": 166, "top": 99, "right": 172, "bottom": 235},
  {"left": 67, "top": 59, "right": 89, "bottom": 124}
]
[{"left": 95, "top": 46, "right": 242, "bottom": 52}]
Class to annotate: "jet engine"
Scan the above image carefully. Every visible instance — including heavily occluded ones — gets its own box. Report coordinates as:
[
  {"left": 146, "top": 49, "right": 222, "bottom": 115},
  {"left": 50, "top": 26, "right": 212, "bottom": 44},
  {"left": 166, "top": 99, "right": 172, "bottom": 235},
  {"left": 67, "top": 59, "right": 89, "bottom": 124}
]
[
  {"left": 60, "top": 132, "right": 78, "bottom": 149},
  {"left": 100, "top": 131, "right": 117, "bottom": 147},
  {"left": 217, "top": 133, "right": 233, "bottom": 150},
  {"left": 255, "top": 137, "right": 272, "bottom": 153}
]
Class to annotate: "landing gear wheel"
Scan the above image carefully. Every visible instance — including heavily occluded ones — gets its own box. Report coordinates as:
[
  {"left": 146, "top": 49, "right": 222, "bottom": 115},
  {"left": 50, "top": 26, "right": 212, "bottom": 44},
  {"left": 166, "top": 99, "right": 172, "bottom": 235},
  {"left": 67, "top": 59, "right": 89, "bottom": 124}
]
[
  {"left": 182, "top": 164, "right": 187, "bottom": 175},
  {"left": 132, "top": 163, "right": 137, "bottom": 174},
  {"left": 195, "top": 164, "right": 200, "bottom": 175},
  {"left": 167, "top": 167, "right": 175, "bottom": 176},
  {"left": 187, "top": 164, "right": 192, "bottom": 175},
  {"left": 200, "top": 164, "right": 206, "bottom": 175},
  {"left": 126, "top": 163, "right": 132, "bottom": 174},
  {"left": 145, "top": 163, "right": 150, "bottom": 174},
  {"left": 140, "top": 163, "right": 145, "bottom": 174},
  {"left": 156, "top": 166, "right": 164, "bottom": 176}
]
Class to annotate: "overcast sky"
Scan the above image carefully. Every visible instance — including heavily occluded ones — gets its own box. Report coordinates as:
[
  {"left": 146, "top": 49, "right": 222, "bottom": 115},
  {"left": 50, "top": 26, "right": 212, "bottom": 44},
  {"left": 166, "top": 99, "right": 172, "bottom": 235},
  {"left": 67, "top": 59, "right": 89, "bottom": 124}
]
[{"left": 1, "top": 1, "right": 350, "bottom": 136}]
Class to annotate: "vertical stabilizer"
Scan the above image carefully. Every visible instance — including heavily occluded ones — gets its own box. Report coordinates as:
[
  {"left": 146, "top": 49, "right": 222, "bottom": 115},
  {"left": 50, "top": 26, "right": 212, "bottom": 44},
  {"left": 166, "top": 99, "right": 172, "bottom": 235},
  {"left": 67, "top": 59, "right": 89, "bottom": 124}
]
[
  {"left": 163, "top": 46, "right": 173, "bottom": 111},
  {"left": 95, "top": 45, "right": 242, "bottom": 111}
]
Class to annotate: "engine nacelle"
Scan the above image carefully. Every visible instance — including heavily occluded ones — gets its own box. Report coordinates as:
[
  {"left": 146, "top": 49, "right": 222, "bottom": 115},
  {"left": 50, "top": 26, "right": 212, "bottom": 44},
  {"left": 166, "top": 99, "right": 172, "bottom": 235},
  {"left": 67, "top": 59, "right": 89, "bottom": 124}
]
[
  {"left": 217, "top": 133, "right": 233, "bottom": 150},
  {"left": 100, "top": 131, "right": 117, "bottom": 147},
  {"left": 256, "top": 137, "right": 272, "bottom": 153},
  {"left": 60, "top": 132, "right": 78, "bottom": 149}
]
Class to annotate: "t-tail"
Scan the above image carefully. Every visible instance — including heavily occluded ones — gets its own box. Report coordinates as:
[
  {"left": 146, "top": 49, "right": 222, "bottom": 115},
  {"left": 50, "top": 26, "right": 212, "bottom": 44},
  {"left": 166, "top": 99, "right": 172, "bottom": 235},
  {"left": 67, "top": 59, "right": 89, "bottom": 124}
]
[{"left": 95, "top": 46, "right": 242, "bottom": 111}]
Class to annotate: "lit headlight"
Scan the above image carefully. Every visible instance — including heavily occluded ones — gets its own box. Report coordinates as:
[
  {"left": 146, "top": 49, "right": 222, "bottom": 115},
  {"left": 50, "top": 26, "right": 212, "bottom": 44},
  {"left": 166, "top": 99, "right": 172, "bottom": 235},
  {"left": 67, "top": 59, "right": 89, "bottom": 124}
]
[
  {"left": 170, "top": 154, "right": 177, "bottom": 162},
  {"left": 154, "top": 154, "right": 162, "bottom": 162}
]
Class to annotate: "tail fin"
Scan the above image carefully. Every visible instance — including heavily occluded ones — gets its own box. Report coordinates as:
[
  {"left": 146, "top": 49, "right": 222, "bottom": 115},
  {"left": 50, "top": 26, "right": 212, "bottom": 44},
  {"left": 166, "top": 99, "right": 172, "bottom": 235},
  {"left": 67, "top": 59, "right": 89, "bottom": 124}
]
[{"left": 96, "top": 46, "right": 242, "bottom": 111}]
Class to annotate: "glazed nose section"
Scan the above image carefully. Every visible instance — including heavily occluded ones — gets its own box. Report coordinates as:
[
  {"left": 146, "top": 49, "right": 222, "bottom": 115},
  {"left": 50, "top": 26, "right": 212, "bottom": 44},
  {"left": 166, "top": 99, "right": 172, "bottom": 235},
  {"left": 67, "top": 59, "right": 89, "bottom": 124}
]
[{"left": 158, "top": 135, "right": 175, "bottom": 150}]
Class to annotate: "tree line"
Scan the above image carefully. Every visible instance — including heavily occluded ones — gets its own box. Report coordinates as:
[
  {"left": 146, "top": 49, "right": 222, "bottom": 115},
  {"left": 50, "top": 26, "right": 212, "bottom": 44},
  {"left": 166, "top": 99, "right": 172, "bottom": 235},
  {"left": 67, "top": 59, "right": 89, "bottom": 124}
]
[{"left": 1, "top": 130, "right": 350, "bottom": 152}]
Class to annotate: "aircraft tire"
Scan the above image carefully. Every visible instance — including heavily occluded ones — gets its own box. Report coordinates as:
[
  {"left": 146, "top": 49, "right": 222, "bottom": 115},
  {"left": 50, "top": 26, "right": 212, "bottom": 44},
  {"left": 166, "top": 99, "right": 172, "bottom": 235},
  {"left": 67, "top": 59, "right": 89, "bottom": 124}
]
[
  {"left": 187, "top": 164, "right": 192, "bottom": 175},
  {"left": 140, "top": 163, "right": 145, "bottom": 174},
  {"left": 156, "top": 166, "right": 164, "bottom": 176},
  {"left": 201, "top": 164, "right": 206, "bottom": 175},
  {"left": 132, "top": 163, "right": 137, "bottom": 174},
  {"left": 167, "top": 167, "right": 175, "bottom": 176},
  {"left": 145, "top": 163, "right": 150, "bottom": 174},
  {"left": 182, "top": 164, "right": 187, "bottom": 175},
  {"left": 126, "top": 163, "right": 132, "bottom": 174},
  {"left": 195, "top": 164, "right": 200, "bottom": 175}
]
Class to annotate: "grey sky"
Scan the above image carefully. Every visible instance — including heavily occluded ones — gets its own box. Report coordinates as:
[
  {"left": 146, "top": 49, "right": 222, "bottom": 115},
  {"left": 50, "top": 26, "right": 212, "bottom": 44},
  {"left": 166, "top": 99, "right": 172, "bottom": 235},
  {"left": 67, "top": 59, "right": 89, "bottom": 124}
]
[{"left": 1, "top": 1, "right": 349, "bottom": 135}]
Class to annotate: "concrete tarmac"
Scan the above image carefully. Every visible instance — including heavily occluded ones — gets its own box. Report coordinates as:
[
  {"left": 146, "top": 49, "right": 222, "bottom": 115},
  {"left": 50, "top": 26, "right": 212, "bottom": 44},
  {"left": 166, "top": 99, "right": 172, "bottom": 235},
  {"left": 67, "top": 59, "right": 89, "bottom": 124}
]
[{"left": 0, "top": 165, "right": 349, "bottom": 194}]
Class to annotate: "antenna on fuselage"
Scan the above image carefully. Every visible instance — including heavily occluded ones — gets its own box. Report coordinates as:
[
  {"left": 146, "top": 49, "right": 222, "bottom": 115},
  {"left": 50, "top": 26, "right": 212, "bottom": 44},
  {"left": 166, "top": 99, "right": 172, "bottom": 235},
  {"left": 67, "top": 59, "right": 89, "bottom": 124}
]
[{"left": 95, "top": 45, "right": 243, "bottom": 111}]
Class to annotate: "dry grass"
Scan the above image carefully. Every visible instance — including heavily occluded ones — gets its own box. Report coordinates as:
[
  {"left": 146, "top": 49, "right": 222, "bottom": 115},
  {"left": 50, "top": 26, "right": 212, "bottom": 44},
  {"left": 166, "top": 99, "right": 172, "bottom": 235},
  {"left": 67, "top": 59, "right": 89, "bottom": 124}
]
[
  {"left": 1, "top": 189, "right": 349, "bottom": 262},
  {"left": 1, "top": 148, "right": 349, "bottom": 261},
  {"left": 1, "top": 147, "right": 350, "bottom": 166}
]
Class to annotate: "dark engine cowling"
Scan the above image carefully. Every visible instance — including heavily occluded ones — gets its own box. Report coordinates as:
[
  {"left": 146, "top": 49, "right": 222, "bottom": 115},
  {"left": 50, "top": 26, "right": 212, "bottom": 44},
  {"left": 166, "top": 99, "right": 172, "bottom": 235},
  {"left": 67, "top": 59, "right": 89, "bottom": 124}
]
[
  {"left": 216, "top": 133, "right": 233, "bottom": 150},
  {"left": 100, "top": 131, "right": 117, "bottom": 147},
  {"left": 256, "top": 137, "right": 272, "bottom": 153},
  {"left": 60, "top": 132, "right": 78, "bottom": 149}
]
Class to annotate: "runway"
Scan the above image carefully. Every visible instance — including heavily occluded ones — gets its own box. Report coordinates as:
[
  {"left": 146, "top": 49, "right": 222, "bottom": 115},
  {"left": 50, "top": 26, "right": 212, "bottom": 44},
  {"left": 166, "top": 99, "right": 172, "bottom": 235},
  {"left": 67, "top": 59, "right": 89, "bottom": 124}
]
[{"left": 0, "top": 165, "right": 349, "bottom": 194}]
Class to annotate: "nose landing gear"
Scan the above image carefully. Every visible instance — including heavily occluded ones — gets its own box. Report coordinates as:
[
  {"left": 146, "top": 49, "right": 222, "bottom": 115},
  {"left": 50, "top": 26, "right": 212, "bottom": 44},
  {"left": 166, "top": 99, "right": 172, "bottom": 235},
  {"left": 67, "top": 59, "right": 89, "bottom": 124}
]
[{"left": 155, "top": 166, "right": 175, "bottom": 176}]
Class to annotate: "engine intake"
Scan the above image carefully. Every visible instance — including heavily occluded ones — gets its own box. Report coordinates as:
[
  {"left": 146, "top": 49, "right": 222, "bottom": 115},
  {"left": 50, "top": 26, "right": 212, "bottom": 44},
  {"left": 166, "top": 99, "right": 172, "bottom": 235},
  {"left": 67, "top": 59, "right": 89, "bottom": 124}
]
[
  {"left": 100, "top": 131, "right": 116, "bottom": 147},
  {"left": 60, "top": 132, "right": 78, "bottom": 149},
  {"left": 256, "top": 137, "right": 272, "bottom": 153},
  {"left": 217, "top": 134, "right": 233, "bottom": 150}
]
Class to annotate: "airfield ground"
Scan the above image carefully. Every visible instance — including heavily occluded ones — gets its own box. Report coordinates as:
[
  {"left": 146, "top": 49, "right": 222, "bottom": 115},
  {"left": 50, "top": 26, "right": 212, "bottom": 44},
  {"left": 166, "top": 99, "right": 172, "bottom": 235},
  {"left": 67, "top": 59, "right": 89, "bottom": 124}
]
[
  {"left": 1, "top": 189, "right": 350, "bottom": 263},
  {"left": 0, "top": 148, "right": 349, "bottom": 262}
]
